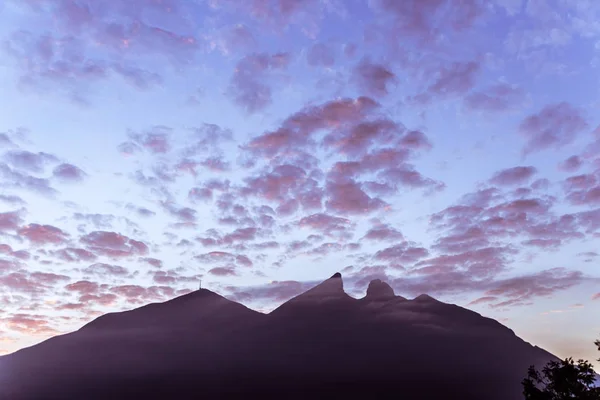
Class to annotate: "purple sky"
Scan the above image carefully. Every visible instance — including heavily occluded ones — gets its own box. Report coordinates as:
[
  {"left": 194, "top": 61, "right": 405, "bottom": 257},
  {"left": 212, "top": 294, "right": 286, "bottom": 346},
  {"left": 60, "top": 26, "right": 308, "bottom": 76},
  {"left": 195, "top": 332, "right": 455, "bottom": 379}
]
[{"left": 0, "top": 0, "right": 599, "bottom": 367}]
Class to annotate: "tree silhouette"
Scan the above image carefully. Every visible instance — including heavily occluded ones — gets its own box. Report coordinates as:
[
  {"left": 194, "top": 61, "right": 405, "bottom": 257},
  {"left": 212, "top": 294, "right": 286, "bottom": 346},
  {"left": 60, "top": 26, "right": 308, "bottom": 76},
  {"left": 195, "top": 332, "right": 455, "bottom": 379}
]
[{"left": 522, "top": 337, "right": 600, "bottom": 399}]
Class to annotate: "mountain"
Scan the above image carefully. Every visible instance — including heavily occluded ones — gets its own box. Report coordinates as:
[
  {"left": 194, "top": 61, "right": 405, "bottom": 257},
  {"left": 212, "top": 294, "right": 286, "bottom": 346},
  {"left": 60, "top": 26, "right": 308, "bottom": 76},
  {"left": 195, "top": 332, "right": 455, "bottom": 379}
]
[{"left": 0, "top": 273, "right": 557, "bottom": 400}]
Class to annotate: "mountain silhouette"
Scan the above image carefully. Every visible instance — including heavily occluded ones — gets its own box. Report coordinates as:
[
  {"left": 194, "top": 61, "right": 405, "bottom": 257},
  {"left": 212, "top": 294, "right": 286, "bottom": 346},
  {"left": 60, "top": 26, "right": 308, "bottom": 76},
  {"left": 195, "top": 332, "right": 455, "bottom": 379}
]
[{"left": 0, "top": 273, "right": 557, "bottom": 399}]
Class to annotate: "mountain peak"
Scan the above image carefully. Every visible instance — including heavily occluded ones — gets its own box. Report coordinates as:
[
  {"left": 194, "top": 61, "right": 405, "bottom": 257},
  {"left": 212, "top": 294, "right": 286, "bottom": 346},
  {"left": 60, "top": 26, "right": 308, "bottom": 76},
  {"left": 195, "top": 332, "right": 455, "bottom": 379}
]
[
  {"left": 413, "top": 294, "right": 439, "bottom": 303},
  {"left": 365, "top": 279, "right": 395, "bottom": 300},
  {"left": 271, "top": 273, "right": 350, "bottom": 313}
]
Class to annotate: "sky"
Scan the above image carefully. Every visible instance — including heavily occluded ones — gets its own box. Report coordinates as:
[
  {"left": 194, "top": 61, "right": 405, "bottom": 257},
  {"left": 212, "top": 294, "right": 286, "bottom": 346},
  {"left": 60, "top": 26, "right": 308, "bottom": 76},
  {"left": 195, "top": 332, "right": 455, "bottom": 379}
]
[{"left": 0, "top": 0, "right": 599, "bottom": 368}]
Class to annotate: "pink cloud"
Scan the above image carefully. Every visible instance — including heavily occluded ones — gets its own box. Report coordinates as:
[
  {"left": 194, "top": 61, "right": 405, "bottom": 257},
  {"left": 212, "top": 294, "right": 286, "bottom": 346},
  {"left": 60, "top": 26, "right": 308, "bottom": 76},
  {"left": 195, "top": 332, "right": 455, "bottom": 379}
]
[
  {"left": 199, "top": 157, "right": 230, "bottom": 172},
  {"left": 53, "top": 247, "right": 97, "bottom": 263},
  {"left": 323, "top": 119, "right": 400, "bottom": 157},
  {"left": 467, "top": 296, "right": 498, "bottom": 306},
  {"left": 377, "top": 165, "right": 444, "bottom": 191},
  {"left": 245, "top": 96, "right": 379, "bottom": 158},
  {"left": 2, "top": 314, "right": 58, "bottom": 335},
  {"left": 188, "top": 187, "right": 213, "bottom": 202},
  {"left": 298, "top": 213, "right": 355, "bottom": 238},
  {"left": 353, "top": 59, "right": 396, "bottom": 97},
  {"left": 140, "top": 257, "right": 163, "bottom": 268},
  {"left": 412, "top": 60, "right": 480, "bottom": 104},
  {"left": 375, "top": 243, "right": 429, "bottom": 265},
  {"left": 210, "top": 0, "right": 321, "bottom": 35},
  {"left": 108, "top": 284, "right": 175, "bottom": 304},
  {"left": 430, "top": 61, "right": 480, "bottom": 96},
  {"left": 66, "top": 280, "right": 100, "bottom": 294},
  {"left": 52, "top": 163, "right": 87, "bottom": 182},
  {"left": 484, "top": 268, "right": 585, "bottom": 305},
  {"left": 325, "top": 179, "right": 387, "bottom": 215},
  {"left": 562, "top": 174, "right": 600, "bottom": 206},
  {"left": 208, "top": 266, "right": 238, "bottom": 276},
  {"left": 558, "top": 155, "right": 583, "bottom": 172},
  {"left": 126, "top": 126, "right": 172, "bottom": 154},
  {"left": 371, "top": 0, "right": 482, "bottom": 41},
  {"left": 489, "top": 166, "right": 537, "bottom": 186},
  {"left": 8, "top": 0, "right": 200, "bottom": 99},
  {"left": 80, "top": 231, "right": 149, "bottom": 258},
  {"left": 228, "top": 52, "right": 290, "bottom": 113},
  {"left": 0, "top": 210, "right": 23, "bottom": 231},
  {"left": 0, "top": 271, "right": 70, "bottom": 295},
  {"left": 18, "top": 224, "right": 69, "bottom": 245},
  {"left": 519, "top": 102, "right": 588, "bottom": 154},
  {"left": 566, "top": 187, "right": 600, "bottom": 206},
  {"left": 362, "top": 224, "right": 404, "bottom": 241}
]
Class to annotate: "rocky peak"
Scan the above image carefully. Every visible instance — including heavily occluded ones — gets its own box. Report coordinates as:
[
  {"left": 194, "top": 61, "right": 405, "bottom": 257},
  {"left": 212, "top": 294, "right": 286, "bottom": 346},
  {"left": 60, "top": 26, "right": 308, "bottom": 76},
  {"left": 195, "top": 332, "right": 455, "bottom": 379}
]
[{"left": 365, "top": 279, "right": 395, "bottom": 300}]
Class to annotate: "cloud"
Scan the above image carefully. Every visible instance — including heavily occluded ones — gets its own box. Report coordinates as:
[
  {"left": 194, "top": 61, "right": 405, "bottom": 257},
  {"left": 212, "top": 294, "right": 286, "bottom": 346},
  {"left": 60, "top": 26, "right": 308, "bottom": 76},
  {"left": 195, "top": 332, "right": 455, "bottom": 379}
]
[
  {"left": 228, "top": 52, "right": 290, "bottom": 113},
  {"left": 52, "top": 163, "right": 87, "bottom": 182},
  {"left": 195, "top": 227, "right": 259, "bottom": 248},
  {"left": 140, "top": 257, "right": 163, "bottom": 268},
  {"left": 161, "top": 202, "right": 197, "bottom": 223},
  {"left": 489, "top": 166, "right": 537, "bottom": 186},
  {"left": 352, "top": 58, "right": 396, "bottom": 97},
  {"left": 0, "top": 271, "right": 70, "bottom": 295},
  {"left": 297, "top": 213, "right": 355, "bottom": 238},
  {"left": 53, "top": 247, "right": 97, "bottom": 263},
  {"left": 18, "top": 224, "right": 69, "bottom": 245},
  {"left": 125, "top": 204, "right": 156, "bottom": 218},
  {"left": 209, "top": 0, "right": 323, "bottom": 35},
  {"left": 362, "top": 224, "right": 404, "bottom": 241},
  {"left": 244, "top": 96, "right": 379, "bottom": 158},
  {"left": 325, "top": 179, "right": 387, "bottom": 215},
  {"left": 374, "top": 242, "right": 429, "bottom": 265},
  {"left": 72, "top": 213, "right": 115, "bottom": 229},
  {"left": 3, "top": 150, "right": 59, "bottom": 173},
  {"left": 0, "top": 210, "right": 24, "bottom": 232},
  {"left": 208, "top": 266, "right": 238, "bottom": 276},
  {"left": 464, "top": 83, "right": 525, "bottom": 112},
  {"left": 0, "top": 163, "right": 58, "bottom": 196},
  {"left": 412, "top": 60, "right": 481, "bottom": 104},
  {"left": 80, "top": 231, "right": 149, "bottom": 258},
  {"left": 519, "top": 102, "right": 588, "bottom": 154},
  {"left": 82, "top": 263, "right": 129, "bottom": 277},
  {"left": 241, "top": 164, "right": 322, "bottom": 213},
  {"left": 370, "top": 0, "right": 483, "bottom": 42},
  {"left": 5, "top": 0, "right": 200, "bottom": 99},
  {"left": 123, "top": 126, "right": 172, "bottom": 155},
  {"left": 558, "top": 155, "right": 583, "bottom": 172},
  {"left": 1, "top": 314, "right": 58, "bottom": 335},
  {"left": 0, "top": 194, "right": 26, "bottom": 206},
  {"left": 562, "top": 174, "right": 600, "bottom": 206}
]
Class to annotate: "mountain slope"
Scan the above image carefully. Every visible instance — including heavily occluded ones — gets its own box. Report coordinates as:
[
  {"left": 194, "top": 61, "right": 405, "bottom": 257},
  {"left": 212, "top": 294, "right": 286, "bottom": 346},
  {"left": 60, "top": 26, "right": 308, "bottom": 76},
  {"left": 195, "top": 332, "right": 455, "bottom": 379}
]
[{"left": 0, "top": 273, "right": 557, "bottom": 400}]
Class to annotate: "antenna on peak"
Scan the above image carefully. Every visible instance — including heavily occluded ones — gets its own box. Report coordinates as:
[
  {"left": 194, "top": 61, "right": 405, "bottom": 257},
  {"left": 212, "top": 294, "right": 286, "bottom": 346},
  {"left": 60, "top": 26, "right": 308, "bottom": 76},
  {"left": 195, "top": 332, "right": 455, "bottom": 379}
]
[{"left": 199, "top": 279, "right": 202, "bottom": 290}]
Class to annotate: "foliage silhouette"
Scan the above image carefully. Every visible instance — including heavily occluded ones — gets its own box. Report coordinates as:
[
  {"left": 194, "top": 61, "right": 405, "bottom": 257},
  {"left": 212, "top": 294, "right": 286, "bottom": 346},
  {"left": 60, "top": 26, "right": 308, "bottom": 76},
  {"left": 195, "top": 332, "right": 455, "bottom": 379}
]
[{"left": 522, "top": 337, "right": 600, "bottom": 399}]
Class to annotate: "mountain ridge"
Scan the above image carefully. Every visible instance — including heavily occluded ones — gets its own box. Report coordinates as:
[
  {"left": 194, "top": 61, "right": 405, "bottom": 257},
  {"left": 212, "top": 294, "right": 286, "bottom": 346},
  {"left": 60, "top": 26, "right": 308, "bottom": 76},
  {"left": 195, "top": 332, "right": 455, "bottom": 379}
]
[{"left": 0, "top": 273, "right": 558, "bottom": 400}]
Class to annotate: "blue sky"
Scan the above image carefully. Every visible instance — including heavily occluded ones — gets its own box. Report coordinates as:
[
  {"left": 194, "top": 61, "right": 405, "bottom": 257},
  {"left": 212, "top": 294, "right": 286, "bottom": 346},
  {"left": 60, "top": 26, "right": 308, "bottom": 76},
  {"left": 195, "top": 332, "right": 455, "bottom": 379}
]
[{"left": 0, "top": 0, "right": 599, "bottom": 368}]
